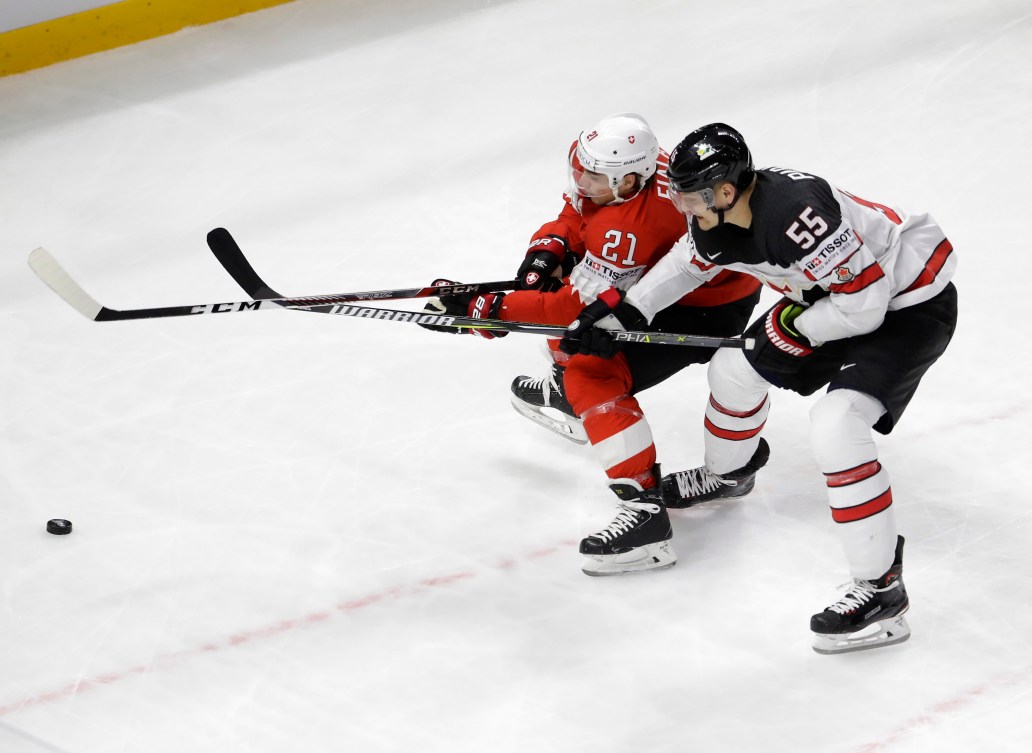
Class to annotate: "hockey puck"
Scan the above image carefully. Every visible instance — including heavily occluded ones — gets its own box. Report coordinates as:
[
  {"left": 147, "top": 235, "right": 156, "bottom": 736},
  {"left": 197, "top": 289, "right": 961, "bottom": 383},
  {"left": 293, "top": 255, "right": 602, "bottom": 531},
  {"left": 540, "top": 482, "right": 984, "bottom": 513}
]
[{"left": 46, "top": 519, "right": 73, "bottom": 535}]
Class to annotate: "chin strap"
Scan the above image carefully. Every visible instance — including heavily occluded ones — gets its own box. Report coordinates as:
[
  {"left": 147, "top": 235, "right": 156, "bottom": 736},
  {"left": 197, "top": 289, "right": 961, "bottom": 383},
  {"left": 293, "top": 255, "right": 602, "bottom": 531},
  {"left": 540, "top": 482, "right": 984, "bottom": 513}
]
[
  {"left": 606, "top": 175, "right": 648, "bottom": 206},
  {"left": 710, "top": 188, "right": 743, "bottom": 226}
]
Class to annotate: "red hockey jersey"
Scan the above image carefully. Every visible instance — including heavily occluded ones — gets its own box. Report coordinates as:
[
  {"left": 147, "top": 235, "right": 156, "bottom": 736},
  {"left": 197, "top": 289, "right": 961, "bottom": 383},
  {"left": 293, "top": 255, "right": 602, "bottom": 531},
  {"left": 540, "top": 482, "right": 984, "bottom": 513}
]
[{"left": 501, "top": 152, "right": 759, "bottom": 325}]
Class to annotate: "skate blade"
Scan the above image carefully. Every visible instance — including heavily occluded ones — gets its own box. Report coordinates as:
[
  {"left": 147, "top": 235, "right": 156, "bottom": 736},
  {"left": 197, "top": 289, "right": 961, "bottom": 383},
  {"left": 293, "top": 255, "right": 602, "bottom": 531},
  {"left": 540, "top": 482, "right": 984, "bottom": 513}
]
[
  {"left": 812, "top": 613, "right": 911, "bottom": 655},
  {"left": 581, "top": 541, "right": 677, "bottom": 577},
  {"left": 510, "top": 395, "right": 588, "bottom": 445}
]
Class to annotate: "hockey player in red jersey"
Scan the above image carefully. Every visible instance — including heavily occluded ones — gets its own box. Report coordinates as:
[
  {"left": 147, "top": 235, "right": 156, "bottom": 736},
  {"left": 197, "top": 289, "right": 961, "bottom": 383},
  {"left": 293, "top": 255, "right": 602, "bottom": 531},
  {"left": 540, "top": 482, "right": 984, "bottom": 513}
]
[
  {"left": 561, "top": 122, "right": 957, "bottom": 652},
  {"left": 425, "top": 114, "right": 761, "bottom": 576}
]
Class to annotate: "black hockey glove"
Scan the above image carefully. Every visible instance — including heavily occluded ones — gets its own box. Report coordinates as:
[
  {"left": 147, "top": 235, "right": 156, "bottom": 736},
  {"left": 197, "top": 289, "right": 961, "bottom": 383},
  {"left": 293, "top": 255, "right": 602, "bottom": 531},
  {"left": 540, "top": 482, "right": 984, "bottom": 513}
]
[
  {"left": 560, "top": 287, "right": 647, "bottom": 358},
  {"left": 417, "top": 279, "right": 508, "bottom": 339},
  {"left": 418, "top": 279, "right": 472, "bottom": 335},
  {"left": 751, "top": 300, "right": 817, "bottom": 371},
  {"left": 516, "top": 236, "right": 567, "bottom": 292}
]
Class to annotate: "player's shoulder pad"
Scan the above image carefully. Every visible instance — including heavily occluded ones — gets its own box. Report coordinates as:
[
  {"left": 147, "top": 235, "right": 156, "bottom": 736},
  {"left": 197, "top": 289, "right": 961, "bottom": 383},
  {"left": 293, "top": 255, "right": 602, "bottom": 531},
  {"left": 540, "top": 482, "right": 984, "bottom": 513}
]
[
  {"left": 760, "top": 167, "right": 840, "bottom": 215},
  {"left": 756, "top": 169, "right": 855, "bottom": 274}
]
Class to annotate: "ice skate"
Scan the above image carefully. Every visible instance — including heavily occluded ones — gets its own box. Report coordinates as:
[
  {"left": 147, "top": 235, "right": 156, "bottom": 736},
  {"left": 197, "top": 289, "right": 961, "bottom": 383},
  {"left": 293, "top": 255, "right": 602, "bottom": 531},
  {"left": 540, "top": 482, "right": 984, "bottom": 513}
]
[
  {"left": 580, "top": 479, "right": 676, "bottom": 576},
  {"left": 660, "top": 438, "right": 770, "bottom": 509},
  {"left": 811, "top": 536, "right": 911, "bottom": 655},
  {"left": 510, "top": 363, "right": 588, "bottom": 444}
]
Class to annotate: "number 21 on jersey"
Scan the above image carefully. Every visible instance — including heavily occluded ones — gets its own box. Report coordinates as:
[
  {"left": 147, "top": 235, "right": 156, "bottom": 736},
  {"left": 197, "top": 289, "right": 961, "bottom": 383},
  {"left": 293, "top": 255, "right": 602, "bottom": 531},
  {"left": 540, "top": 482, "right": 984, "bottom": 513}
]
[{"left": 600, "top": 230, "right": 638, "bottom": 265}]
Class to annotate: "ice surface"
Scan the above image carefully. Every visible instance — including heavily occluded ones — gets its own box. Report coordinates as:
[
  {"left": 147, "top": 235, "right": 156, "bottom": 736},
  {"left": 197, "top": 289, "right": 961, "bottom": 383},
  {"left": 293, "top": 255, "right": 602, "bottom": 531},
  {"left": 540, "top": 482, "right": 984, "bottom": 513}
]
[{"left": 2, "top": 0, "right": 1031, "bottom": 751}]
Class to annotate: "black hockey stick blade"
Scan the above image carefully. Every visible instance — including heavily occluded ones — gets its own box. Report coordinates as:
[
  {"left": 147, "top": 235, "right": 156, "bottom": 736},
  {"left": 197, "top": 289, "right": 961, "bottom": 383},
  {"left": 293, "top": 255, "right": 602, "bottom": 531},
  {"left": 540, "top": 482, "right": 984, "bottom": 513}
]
[
  {"left": 205, "top": 227, "right": 518, "bottom": 309},
  {"left": 206, "top": 227, "right": 284, "bottom": 300}
]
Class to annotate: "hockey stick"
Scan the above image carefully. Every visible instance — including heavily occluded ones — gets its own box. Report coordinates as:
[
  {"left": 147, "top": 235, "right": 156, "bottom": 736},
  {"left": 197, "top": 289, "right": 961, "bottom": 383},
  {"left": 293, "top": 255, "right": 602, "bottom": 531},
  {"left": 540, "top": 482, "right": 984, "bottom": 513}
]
[
  {"left": 27, "top": 245, "right": 511, "bottom": 323},
  {"left": 27, "top": 247, "right": 753, "bottom": 348},
  {"left": 204, "top": 229, "right": 753, "bottom": 349},
  {"left": 205, "top": 227, "right": 516, "bottom": 311}
]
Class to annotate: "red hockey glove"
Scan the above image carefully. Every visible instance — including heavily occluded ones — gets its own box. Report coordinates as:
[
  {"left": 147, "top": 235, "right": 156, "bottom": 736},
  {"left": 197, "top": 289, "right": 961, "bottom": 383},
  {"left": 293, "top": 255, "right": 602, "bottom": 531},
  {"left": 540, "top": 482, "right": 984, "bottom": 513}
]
[
  {"left": 560, "top": 288, "right": 647, "bottom": 358},
  {"left": 516, "top": 236, "right": 566, "bottom": 292},
  {"left": 466, "top": 291, "right": 508, "bottom": 339}
]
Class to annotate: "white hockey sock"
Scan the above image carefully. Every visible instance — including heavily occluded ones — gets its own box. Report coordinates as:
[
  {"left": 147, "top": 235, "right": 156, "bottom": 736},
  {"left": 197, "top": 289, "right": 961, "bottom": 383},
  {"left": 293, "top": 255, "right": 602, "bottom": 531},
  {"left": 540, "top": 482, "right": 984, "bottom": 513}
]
[
  {"left": 704, "top": 348, "right": 772, "bottom": 475},
  {"left": 810, "top": 389, "right": 896, "bottom": 579}
]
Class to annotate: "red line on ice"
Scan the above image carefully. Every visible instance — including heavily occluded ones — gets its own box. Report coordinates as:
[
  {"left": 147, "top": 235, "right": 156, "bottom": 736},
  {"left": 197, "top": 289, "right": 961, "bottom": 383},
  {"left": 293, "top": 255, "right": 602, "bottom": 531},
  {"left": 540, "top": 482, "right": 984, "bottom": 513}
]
[
  {"left": 0, "top": 543, "right": 573, "bottom": 717},
  {"left": 851, "top": 666, "right": 1032, "bottom": 752}
]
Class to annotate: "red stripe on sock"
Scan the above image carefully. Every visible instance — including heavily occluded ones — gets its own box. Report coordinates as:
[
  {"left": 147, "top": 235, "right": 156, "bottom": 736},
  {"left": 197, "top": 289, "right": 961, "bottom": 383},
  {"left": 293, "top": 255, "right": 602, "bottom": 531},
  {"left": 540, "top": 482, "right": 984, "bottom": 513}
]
[
  {"left": 825, "top": 460, "right": 881, "bottom": 487},
  {"left": 831, "top": 489, "right": 893, "bottom": 523},
  {"left": 605, "top": 446, "right": 657, "bottom": 487},
  {"left": 704, "top": 416, "right": 766, "bottom": 441},
  {"left": 709, "top": 394, "right": 767, "bottom": 418}
]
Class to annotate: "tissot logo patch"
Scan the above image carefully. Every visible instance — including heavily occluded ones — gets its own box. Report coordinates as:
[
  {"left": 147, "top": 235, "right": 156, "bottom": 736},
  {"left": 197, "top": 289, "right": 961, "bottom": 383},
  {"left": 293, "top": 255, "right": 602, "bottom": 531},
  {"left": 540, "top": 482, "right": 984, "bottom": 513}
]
[{"left": 800, "top": 219, "right": 862, "bottom": 280}]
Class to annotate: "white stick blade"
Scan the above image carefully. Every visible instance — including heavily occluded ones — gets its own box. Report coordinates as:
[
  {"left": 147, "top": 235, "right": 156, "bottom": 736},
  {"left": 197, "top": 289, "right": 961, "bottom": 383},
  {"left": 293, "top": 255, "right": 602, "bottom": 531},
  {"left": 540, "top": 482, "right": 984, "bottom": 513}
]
[{"left": 28, "top": 247, "right": 104, "bottom": 320}]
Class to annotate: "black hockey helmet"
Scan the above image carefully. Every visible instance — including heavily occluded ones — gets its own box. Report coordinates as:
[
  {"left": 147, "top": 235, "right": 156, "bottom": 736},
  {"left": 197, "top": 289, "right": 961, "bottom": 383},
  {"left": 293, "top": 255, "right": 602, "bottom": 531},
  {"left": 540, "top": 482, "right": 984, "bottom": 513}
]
[{"left": 667, "top": 123, "right": 755, "bottom": 195}]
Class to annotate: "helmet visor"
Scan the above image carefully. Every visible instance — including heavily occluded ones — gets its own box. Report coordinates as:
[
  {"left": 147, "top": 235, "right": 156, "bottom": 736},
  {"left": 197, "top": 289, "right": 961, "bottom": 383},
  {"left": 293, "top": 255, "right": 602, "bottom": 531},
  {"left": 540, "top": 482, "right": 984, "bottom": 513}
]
[
  {"left": 568, "top": 150, "right": 615, "bottom": 199},
  {"left": 668, "top": 185, "right": 715, "bottom": 214}
]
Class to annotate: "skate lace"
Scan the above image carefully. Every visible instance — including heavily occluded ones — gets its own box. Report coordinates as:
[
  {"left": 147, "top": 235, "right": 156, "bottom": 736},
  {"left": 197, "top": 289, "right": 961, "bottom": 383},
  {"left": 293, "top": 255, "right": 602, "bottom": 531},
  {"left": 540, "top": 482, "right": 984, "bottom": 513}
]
[
  {"left": 516, "top": 373, "right": 549, "bottom": 389},
  {"left": 516, "top": 370, "right": 563, "bottom": 405},
  {"left": 671, "top": 466, "right": 733, "bottom": 498},
  {"left": 516, "top": 375, "right": 547, "bottom": 392},
  {"left": 548, "top": 368, "right": 562, "bottom": 394},
  {"left": 827, "top": 578, "right": 898, "bottom": 614},
  {"left": 591, "top": 506, "right": 644, "bottom": 543}
]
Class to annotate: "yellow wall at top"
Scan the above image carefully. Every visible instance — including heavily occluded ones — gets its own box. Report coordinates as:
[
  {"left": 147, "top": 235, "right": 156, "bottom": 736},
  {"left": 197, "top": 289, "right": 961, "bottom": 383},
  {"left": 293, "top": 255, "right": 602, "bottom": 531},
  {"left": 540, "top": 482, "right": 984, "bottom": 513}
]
[{"left": 1, "top": 0, "right": 296, "bottom": 77}]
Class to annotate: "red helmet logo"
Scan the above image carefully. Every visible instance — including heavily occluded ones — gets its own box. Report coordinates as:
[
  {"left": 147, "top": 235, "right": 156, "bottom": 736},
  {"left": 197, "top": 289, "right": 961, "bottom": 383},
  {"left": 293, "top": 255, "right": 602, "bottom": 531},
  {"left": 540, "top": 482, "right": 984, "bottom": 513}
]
[{"left": 628, "top": 135, "right": 636, "bottom": 144}]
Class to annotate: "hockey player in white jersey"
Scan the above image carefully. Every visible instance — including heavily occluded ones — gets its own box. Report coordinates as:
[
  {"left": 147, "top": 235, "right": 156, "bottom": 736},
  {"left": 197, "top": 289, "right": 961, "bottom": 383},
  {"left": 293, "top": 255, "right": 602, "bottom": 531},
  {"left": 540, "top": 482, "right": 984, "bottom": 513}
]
[{"left": 560, "top": 123, "right": 958, "bottom": 654}]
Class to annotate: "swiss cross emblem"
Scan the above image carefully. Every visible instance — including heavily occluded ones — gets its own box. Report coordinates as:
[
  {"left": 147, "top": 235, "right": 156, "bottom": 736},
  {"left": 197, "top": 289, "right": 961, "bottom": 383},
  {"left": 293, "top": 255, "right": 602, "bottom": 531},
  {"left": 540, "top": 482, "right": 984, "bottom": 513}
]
[
  {"left": 628, "top": 135, "right": 636, "bottom": 144},
  {"left": 525, "top": 272, "right": 540, "bottom": 286},
  {"left": 834, "top": 267, "right": 855, "bottom": 283}
]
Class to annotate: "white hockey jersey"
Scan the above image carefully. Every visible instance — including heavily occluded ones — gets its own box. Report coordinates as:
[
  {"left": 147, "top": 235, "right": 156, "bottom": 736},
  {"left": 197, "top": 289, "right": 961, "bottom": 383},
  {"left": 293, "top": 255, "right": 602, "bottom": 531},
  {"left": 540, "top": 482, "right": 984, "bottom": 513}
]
[{"left": 625, "top": 168, "right": 957, "bottom": 344}]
